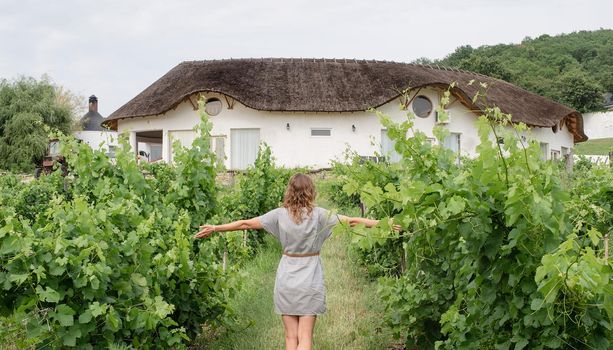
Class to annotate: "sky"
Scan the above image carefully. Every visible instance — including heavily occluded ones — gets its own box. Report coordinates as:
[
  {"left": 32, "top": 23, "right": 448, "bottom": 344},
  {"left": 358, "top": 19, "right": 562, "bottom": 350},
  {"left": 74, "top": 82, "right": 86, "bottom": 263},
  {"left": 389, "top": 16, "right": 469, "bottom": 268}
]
[{"left": 0, "top": 0, "right": 611, "bottom": 117}]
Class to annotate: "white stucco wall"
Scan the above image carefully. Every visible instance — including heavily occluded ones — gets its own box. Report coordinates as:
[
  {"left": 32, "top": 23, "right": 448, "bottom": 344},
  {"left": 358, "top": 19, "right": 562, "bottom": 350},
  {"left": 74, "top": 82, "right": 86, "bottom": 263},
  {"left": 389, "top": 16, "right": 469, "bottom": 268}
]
[
  {"left": 168, "top": 130, "right": 198, "bottom": 162},
  {"left": 116, "top": 88, "right": 577, "bottom": 169},
  {"left": 74, "top": 130, "right": 118, "bottom": 153},
  {"left": 525, "top": 124, "right": 574, "bottom": 157},
  {"left": 583, "top": 110, "right": 613, "bottom": 140}
]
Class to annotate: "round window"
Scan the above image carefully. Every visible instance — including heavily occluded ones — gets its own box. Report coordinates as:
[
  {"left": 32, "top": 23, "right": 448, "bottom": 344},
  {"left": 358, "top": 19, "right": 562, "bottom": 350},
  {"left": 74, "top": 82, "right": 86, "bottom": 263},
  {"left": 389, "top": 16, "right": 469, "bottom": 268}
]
[
  {"left": 205, "top": 98, "right": 222, "bottom": 116},
  {"left": 412, "top": 96, "right": 433, "bottom": 118}
]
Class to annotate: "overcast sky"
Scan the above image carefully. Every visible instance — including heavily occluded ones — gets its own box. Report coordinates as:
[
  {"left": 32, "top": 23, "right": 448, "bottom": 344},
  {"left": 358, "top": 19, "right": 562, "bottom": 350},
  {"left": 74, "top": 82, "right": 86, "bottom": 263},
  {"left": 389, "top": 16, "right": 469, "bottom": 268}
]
[{"left": 0, "top": 0, "right": 611, "bottom": 117}]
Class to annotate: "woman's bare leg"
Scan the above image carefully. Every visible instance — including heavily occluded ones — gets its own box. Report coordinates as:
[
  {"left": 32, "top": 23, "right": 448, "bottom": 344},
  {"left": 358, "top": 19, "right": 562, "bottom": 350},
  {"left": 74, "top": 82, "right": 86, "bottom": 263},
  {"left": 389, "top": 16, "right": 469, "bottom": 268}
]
[
  {"left": 282, "top": 315, "right": 299, "bottom": 350},
  {"left": 297, "top": 315, "right": 317, "bottom": 350}
]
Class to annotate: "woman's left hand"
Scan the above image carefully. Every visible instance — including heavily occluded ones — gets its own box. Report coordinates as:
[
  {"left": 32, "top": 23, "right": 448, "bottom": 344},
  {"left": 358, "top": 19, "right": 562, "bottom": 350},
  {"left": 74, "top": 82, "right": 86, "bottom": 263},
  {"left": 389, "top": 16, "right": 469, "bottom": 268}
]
[
  {"left": 194, "top": 225, "right": 216, "bottom": 239},
  {"left": 389, "top": 218, "right": 402, "bottom": 232}
]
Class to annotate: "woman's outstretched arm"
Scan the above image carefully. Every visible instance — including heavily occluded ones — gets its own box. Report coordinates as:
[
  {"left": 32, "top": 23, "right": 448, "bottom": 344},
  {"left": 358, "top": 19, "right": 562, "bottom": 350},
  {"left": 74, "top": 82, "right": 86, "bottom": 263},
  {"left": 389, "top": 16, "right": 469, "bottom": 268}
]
[
  {"left": 194, "top": 218, "right": 263, "bottom": 239},
  {"left": 338, "top": 215, "right": 402, "bottom": 230},
  {"left": 338, "top": 215, "right": 380, "bottom": 228}
]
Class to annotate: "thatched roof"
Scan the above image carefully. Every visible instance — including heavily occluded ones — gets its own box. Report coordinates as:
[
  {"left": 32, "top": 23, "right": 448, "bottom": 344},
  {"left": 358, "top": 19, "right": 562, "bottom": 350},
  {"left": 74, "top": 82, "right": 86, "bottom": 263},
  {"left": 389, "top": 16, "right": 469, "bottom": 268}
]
[
  {"left": 104, "top": 58, "right": 587, "bottom": 142},
  {"left": 80, "top": 110, "right": 107, "bottom": 131}
]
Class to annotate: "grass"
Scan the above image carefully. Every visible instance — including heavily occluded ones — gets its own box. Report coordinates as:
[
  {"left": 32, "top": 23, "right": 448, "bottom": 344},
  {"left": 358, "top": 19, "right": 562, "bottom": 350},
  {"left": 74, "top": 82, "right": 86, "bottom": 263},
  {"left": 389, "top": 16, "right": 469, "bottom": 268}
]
[
  {"left": 196, "top": 233, "right": 395, "bottom": 350},
  {"left": 574, "top": 137, "right": 613, "bottom": 155},
  {"left": 0, "top": 316, "right": 33, "bottom": 350}
]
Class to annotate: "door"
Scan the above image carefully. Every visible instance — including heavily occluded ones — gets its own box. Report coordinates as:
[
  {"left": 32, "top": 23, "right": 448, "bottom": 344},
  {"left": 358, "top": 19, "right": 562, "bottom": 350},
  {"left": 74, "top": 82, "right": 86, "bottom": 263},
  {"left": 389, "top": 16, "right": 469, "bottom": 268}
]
[{"left": 231, "top": 129, "right": 260, "bottom": 170}]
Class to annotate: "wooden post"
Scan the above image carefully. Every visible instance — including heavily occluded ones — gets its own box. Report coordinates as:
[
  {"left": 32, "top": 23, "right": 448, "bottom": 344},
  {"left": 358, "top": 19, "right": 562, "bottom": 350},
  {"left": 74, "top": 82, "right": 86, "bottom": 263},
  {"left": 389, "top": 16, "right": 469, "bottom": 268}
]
[
  {"left": 162, "top": 130, "right": 170, "bottom": 163},
  {"left": 129, "top": 131, "right": 138, "bottom": 160},
  {"left": 565, "top": 148, "right": 574, "bottom": 173},
  {"left": 400, "top": 246, "right": 407, "bottom": 274},
  {"left": 243, "top": 230, "right": 247, "bottom": 248},
  {"left": 605, "top": 234, "right": 609, "bottom": 262},
  {"left": 222, "top": 248, "right": 228, "bottom": 272}
]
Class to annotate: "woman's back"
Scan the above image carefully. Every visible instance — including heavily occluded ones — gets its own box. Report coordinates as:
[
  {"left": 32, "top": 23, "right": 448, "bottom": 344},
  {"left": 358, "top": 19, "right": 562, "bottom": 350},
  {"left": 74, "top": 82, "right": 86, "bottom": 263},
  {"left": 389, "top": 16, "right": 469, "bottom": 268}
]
[{"left": 259, "top": 207, "right": 339, "bottom": 254}]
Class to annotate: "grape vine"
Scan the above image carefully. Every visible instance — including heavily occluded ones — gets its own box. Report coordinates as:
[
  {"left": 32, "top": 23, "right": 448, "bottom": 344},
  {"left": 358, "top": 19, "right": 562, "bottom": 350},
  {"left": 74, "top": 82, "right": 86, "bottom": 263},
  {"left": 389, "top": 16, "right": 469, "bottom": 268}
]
[
  {"left": 0, "top": 105, "right": 237, "bottom": 348},
  {"left": 332, "top": 85, "right": 612, "bottom": 349}
]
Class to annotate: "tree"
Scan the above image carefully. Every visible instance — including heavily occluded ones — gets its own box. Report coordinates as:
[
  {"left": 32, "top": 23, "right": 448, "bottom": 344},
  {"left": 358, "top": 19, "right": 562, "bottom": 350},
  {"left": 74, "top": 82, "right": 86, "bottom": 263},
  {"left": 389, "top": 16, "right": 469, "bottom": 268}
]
[
  {"left": 555, "top": 69, "right": 604, "bottom": 113},
  {"left": 442, "top": 45, "right": 474, "bottom": 67},
  {"left": 436, "top": 29, "right": 612, "bottom": 113},
  {"left": 0, "top": 76, "right": 78, "bottom": 172},
  {"left": 0, "top": 113, "right": 48, "bottom": 171},
  {"left": 457, "top": 55, "right": 513, "bottom": 81},
  {"left": 411, "top": 57, "right": 435, "bottom": 65}
]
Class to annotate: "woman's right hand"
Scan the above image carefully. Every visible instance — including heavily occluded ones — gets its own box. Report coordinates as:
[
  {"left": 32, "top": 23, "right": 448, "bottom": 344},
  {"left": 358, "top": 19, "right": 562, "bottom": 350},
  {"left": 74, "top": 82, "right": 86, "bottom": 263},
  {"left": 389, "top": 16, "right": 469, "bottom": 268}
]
[{"left": 194, "top": 225, "right": 216, "bottom": 239}]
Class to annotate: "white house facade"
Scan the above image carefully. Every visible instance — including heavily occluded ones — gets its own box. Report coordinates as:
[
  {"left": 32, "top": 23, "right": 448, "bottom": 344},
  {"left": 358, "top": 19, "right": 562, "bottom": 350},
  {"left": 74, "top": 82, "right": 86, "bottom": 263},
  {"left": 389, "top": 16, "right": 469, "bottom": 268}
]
[{"left": 104, "top": 59, "right": 587, "bottom": 170}]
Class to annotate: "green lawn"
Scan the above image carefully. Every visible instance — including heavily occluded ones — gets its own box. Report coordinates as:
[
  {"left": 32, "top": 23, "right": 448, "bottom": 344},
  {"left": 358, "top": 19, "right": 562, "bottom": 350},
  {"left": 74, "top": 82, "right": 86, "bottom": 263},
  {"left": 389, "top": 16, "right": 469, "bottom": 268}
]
[{"left": 574, "top": 137, "right": 613, "bottom": 155}]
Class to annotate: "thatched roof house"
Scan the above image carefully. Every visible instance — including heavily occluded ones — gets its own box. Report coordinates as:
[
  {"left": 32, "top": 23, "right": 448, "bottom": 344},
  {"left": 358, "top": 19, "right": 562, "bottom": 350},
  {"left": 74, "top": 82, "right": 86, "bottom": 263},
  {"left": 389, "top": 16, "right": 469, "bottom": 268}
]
[
  {"left": 104, "top": 58, "right": 586, "bottom": 142},
  {"left": 107, "top": 58, "right": 586, "bottom": 169}
]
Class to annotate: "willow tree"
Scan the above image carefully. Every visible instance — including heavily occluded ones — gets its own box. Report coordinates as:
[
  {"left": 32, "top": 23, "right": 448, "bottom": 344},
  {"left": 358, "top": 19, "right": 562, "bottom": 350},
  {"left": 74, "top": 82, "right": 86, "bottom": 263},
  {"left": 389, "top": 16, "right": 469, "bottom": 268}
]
[{"left": 0, "top": 76, "right": 78, "bottom": 172}]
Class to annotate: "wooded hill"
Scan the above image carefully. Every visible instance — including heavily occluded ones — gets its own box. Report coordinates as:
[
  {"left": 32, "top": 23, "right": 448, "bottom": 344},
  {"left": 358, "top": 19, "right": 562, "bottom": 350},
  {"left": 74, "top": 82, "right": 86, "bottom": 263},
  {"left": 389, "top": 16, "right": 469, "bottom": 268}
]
[{"left": 421, "top": 29, "right": 612, "bottom": 113}]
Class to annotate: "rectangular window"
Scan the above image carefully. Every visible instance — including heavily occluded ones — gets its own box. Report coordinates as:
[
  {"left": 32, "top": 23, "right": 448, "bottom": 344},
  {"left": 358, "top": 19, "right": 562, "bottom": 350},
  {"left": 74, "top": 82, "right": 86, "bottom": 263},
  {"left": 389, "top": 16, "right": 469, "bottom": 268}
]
[
  {"left": 443, "top": 133, "right": 461, "bottom": 153},
  {"left": 106, "top": 145, "right": 117, "bottom": 158},
  {"left": 311, "top": 128, "right": 331, "bottom": 137},
  {"left": 551, "top": 150, "right": 560, "bottom": 161},
  {"left": 381, "top": 129, "right": 401, "bottom": 163},
  {"left": 359, "top": 155, "right": 386, "bottom": 163},
  {"left": 443, "top": 133, "right": 461, "bottom": 164},
  {"left": 211, "top": 136, "right": 226, "bottom": 166},
  {"left": 435, "top": 109, "right": 451, "bottom": 124},
  {"left": 540, "top": 142, "right": 549, "bottom": 160},
  {"left": 231, "top": 129, "right": 260, "bottom": 170}
]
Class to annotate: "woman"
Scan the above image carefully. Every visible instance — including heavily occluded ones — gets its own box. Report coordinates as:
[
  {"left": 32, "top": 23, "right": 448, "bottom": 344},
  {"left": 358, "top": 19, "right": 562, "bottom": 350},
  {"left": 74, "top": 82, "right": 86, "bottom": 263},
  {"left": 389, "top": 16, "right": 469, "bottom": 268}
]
[{"left": 194, "top": 173, "right": 391, "bottom": 350}]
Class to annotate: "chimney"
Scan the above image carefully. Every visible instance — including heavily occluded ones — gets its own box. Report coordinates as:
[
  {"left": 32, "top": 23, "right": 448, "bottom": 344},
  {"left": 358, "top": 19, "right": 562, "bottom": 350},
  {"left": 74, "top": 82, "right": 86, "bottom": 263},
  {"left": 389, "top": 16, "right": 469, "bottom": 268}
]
[{"left": 89, "top": 95, "right": 98, "bottom": 112}]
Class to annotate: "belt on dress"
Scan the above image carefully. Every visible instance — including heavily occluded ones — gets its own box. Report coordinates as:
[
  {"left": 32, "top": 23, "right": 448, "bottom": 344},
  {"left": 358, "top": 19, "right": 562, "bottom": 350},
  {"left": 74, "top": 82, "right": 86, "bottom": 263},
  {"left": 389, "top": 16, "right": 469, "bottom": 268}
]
[{"left": 283, "top": 251, "right": 320, "bottom": 257}]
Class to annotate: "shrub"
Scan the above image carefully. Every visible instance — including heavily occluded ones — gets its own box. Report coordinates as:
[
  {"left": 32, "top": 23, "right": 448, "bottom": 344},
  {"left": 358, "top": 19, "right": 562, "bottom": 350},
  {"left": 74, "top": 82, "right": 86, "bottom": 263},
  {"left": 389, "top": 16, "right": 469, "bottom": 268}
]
[
  {"left": 335, "top": 86, "right": 611, "bottom": 348},
  {"left": 0, "top": 109, "right": 238, "bottom": 348}
]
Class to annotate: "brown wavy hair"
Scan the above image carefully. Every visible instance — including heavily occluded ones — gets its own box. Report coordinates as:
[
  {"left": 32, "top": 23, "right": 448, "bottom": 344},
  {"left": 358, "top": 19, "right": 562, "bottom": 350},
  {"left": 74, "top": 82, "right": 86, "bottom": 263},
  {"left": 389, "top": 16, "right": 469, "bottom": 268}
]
[{"left": 283, "top": 173, "right": 316, "bottom": 224}]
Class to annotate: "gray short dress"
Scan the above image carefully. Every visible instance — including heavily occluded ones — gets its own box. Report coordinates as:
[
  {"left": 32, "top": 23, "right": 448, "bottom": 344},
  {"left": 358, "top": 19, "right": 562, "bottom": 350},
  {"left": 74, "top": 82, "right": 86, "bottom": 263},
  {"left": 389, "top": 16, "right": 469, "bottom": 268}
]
[{"left": 258, "top": 207, "right": 340, "bottom": 316}]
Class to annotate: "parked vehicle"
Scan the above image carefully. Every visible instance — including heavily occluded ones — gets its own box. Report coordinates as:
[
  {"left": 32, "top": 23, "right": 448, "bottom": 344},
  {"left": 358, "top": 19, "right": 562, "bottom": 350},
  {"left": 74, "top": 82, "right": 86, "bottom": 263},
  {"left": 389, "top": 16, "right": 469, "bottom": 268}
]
[{"left": 34, "top": 139, "right": 68, "bottom": 178}]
